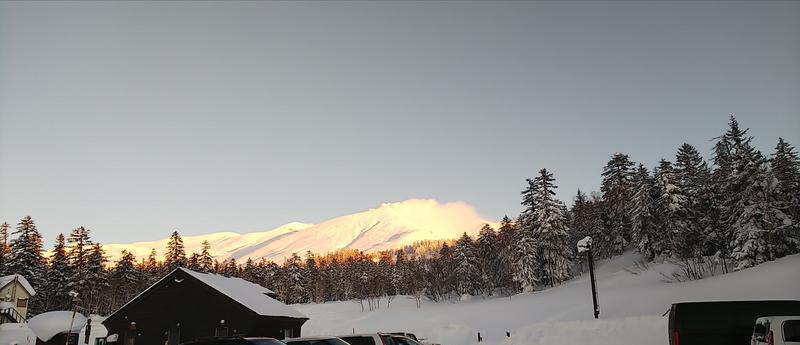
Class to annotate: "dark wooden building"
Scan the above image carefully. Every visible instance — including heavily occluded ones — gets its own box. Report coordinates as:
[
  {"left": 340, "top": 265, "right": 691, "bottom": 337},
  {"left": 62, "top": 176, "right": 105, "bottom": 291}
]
[{"left": 102, "top": 268, "right": 308, "bottom": 345}]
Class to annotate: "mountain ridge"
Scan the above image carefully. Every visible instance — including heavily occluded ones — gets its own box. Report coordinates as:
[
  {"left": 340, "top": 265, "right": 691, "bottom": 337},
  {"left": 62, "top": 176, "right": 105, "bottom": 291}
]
[{"left": 102, "top": 199, "right": 496, "bottom": 263}]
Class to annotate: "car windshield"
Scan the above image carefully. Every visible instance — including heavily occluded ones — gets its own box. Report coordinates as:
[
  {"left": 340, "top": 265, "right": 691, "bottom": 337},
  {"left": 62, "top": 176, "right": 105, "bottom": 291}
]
[{"left": 390, "top": 337, "right": 422, "bottom": 345}]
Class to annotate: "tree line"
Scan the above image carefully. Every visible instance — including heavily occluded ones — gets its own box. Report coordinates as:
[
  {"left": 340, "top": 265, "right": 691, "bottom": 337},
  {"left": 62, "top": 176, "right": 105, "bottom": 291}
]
[{"left": 1, "top": 115, "right": 798, "bottom": 317}]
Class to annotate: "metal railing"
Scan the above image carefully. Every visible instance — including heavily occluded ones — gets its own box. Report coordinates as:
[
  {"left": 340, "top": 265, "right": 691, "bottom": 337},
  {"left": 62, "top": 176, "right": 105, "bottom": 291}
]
[{"left": 0, "top": 307, "right": 25, "bottom": 324}]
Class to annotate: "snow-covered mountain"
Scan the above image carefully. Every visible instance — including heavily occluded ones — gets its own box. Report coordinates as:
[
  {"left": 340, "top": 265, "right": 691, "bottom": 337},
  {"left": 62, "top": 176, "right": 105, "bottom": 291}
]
[{"left": 103, "top": 199, "right": 495, "bottom": 263}]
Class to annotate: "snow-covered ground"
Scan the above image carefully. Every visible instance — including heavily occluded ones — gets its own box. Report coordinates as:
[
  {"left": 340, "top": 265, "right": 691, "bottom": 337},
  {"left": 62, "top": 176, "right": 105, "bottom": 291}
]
[{"left": 294, "top": 252, "right": 800, "bottom": 345}]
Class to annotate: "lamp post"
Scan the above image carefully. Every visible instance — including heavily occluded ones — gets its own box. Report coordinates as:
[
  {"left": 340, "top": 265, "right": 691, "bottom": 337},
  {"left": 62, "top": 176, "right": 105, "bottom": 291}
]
[
  {"left": 65, "top": 291, "right": 79, "bottom": 345},
  {"left": 577, "top": 236, "right": 599, "bottom": 319}
]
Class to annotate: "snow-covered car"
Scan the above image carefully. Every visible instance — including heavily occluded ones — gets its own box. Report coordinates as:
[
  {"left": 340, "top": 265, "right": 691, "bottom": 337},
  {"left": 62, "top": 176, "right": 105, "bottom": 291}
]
[
  {"left": 180, "top": 337, "right": 287, "bottom": 345},
  {"left": 283, "top": 336, "right": 351, "bottom": 345},
  {"left": 337, "top": 333, "right": 397, "bottom": 345},
  {"left": 752, "top": 316, "right": 800, "bottom": 345}
]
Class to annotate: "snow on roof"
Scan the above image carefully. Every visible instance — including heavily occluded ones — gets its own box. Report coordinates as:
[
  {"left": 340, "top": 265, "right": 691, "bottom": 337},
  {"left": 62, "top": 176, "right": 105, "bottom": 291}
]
[
  {"left": 0, "top": 274, "right": 36, "bottom": 296},
  {"left": 179, "top": 268, "right": 307, "bottom": 319},
  {"left": 28, "top": 311, "right": 87, "bottom": 342}
]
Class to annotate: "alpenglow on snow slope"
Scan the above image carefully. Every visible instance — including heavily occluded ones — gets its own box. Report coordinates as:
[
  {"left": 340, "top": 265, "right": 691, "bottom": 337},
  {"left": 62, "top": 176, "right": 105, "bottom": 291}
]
[
  {"left": 293, "top": 252, "right": 800, "bottom": 345},
  {"left": 102, "top": 199, "right": 495, "bottom": 263}
]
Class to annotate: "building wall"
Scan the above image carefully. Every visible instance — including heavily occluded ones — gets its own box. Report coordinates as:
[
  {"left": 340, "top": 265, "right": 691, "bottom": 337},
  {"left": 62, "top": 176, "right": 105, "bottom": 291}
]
[
  {"left": 1, "top": 281, "right": 33, "bottom": 320},
  {"left": 104, "top": 273, "right": 305, "bottom": 345}
]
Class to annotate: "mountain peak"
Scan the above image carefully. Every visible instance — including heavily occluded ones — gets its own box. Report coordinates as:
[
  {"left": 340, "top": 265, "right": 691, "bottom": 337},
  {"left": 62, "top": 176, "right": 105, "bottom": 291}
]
[{"left": 103, "top": 199, "right": 495, "bottom": 263}]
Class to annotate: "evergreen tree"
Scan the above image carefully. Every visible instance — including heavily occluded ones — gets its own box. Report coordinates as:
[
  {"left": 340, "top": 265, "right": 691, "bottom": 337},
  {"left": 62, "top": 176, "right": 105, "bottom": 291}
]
[
  {"left": 771, "top": 138, "right": 800, "bottom": 222},
  {"left": 453, "top": 232, "right": 478, "bottom": 295},
  {"left": 67, "top": 226, "right": 92, "bottom": 298},
  {"left": 515, "top": 181, "right": 540, "bottom": 292},
  {"left": 600, "top": 153, "right": 636, "bottom": 256},
  {"left": 630, "top": 165, "right": 661, "bottom": 259},
  {"left": 495, "top": 216, "right": 520, "bottom": 294},
  {"left": 199, "top": 240, "right": 214, "bottom": 272},
  {"left": 283, "top": 253, "right": 306, "bottom": 304},
  {"left": 139, "top": 248, "right": 161, "bottom": 285},
  {"left": 84, "top": 243, "right": 109, "bottom": 314},
  {"left": 6, "top": 216, "right": 47, "bottom": 315},
  {"left": 45, "top": 233, "right": 72, "bottom": 311},
  {"left": 110, "top": 250, "right": 140, "bottom": 312},
  {"left": 671, "top": 144, "right": 710, "bottom": 259},
  {"left": 0, "top": 222, "right": 9, "bottom": 275},
  {"left": 164, "top": 231, "right": 187, "bottom": 270},
  {"left": 529, "top": 169, "right": 573, "bottom": 286},
  {"left": 475, "top": 224, "right": 498, "bottom": 295}
]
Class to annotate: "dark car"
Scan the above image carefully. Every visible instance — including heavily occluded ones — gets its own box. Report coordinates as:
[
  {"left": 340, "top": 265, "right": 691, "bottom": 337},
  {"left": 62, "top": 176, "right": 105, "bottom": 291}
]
[
  {"left": 284, "top": 336, "right": 351, "bottom": 345},
  {"left": 181, "top": 337, "right": 287, "bottom": 345},
  {"left": 668, "top": 300, "right": 800, "bottom": 345}
]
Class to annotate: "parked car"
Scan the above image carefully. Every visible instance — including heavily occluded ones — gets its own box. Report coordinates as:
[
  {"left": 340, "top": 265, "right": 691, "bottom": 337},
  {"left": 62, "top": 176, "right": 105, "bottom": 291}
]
[
  {"left": 668, "top": 300, "right": 800, "bottom": 345},
  {"left": 337, "top": 333, "right": 397, "bottom": 345},
  {"left": 284, "top": 336, "right": 351, "bottom": 345},
  {"left": 181, "top": 337, "right": 287, "bottom": 345},
  {"left": 752, "top": 316, "right": 800, "bottom": 345},
  {"left": 387, "top": 333, "right": 418, "bottom": 342},
  {"left": 389, "top": 335, "right": 423, "bottom": 345}
]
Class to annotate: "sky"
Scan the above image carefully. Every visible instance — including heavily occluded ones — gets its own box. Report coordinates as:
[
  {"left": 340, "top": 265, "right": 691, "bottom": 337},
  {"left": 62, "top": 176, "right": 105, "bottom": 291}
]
[{"left": 1, "top": 1, "right": 798, "bottom": 245}]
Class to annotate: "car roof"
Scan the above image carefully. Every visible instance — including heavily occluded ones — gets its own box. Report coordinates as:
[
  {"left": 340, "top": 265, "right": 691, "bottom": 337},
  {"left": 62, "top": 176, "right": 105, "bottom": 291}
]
[
  {"left": 286, "top": 336, "right": 341, "bottom": 341},
  {"left": 337, "top": 334, "right": 385, "bottom": 337},
  {"left": 756, "top": 316, "right": 800, "bottom": 323}
]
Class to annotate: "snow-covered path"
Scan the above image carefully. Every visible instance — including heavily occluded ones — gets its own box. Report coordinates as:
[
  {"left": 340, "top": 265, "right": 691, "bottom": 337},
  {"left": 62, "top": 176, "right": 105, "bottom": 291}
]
[{"left": 293, "top": 253, "right": 800, "bottom": 345}]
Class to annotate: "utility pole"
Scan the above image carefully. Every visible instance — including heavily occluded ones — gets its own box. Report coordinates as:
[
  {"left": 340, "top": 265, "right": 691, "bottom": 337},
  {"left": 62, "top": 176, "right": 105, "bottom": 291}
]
[{"left": 577, "top": 236, "right": 599, "bottom": 319}]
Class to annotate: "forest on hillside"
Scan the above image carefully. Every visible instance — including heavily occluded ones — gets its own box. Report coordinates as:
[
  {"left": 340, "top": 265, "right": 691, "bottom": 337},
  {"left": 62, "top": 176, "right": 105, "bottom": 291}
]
[{"left": 1, "top": 116, "right": 798, "bottom": 317}]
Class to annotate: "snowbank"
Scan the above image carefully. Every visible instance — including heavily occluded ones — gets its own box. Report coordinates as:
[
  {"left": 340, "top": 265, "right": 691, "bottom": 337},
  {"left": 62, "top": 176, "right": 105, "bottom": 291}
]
[
  {"left": 27, "top": 311, "right": 87, "bottom": 342},
  {"left": 294, "top": 253, "right": 800, "bottom": 345},
  {"left": 0, "top": 323, "right": 37, "bottom": 345}
]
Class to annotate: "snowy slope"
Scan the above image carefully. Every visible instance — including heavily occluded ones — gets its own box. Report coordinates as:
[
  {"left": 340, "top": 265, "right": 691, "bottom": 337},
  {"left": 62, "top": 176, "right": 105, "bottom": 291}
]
[
  {"left": 102, "top": 199, "right": 494, "bottom": 263},
  {"left": 293, "top": 253, "right": 800, "bottom": 345}
]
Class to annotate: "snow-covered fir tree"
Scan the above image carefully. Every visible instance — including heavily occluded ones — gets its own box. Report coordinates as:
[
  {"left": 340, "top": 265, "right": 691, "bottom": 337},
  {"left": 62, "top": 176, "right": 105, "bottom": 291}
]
[
  {"left": 475, "top": 224, "right": 498, "bottom": 295},
  {"left": 771, "top": 138, "right": 800, "bottom": 223},
  {"left": 453, "top": 232, "right": 479, "bottom": 295},
  {"left": 731, "top": 165, "right": 796, "bottom": 269},
  {"left": 283, "top": 253, "right": 306, "bottom": 304},
  {"left": 630, "top": 164, "right": 662, "bottom": 260},
  {"left": 164, "top": 231, "right": 187, "bottom": 270},
  {"left": 671, "top": 143, "right": 710, "bottom": 259},
  {"left": 110, "top": 250, "right": 140, "bottom": 312},
  {"left": 530, "top": 169, "right": 573, "bottom": 287},
  {"left": 515, "top": 201, "right": 540, "bottom": 291},
  {"left": 600, "top": 153, "right": 636, "bottom": 257},
  {"left": 84, "top": 243, "right": 109, "bottom": 314},
  {"left": 43, "top": 234, "right": 72, "bottom": 311},
  {"left": 6, "top": 216, "right": 47, "bottom": 314},
  {"left": 0, "top": 222, "right": 9, "bottom": 276},
  {"left": 67, "top": 226, "right": 92, "bottom": 300},
  {"left": 199, "top": 240, "right": 214, "bottom": 272}
]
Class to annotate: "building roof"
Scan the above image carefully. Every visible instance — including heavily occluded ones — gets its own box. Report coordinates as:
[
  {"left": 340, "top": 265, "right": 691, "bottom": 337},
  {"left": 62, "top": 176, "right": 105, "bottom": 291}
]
[
  {"left": 104, "top": 267, "right": 306, "bottom": 324},
  {"left": 0, "top": 274, "right": 36, "bottom": 296},
  {"left": 179, "top": 268, "right": 306, "bottom": 319}
]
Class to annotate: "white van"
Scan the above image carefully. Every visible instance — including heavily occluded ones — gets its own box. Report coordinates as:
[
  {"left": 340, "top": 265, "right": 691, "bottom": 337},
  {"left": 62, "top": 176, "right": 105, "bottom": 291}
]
[{"left": 752, "top": 316, "right": 800, "bottom": 345}]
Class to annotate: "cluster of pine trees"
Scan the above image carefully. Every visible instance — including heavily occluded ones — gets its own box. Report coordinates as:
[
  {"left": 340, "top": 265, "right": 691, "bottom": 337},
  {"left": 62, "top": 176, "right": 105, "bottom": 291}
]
[{"left": 1, "top": 116, "right": 798, "bottom": 317}]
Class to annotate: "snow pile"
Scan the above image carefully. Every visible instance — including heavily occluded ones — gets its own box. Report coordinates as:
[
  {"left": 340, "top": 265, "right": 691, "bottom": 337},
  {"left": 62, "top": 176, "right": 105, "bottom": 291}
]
[
  {"left": 27, "top": 311, "right": 87, "bottom": 342},
  {"left": 294, "top": 252, "right": 800, "bottom": 345},
  {"left": 0, "top": 323, "right": 37, "bottom": 345},
  {"left": 100, "top": 199, "right": 495, "bottom": 263}
]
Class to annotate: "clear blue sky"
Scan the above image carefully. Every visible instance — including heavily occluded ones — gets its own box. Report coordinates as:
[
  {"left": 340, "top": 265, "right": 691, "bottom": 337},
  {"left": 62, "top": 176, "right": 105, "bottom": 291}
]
[{"left": 1, "top": 1, "right": 798, "bottom": 244}]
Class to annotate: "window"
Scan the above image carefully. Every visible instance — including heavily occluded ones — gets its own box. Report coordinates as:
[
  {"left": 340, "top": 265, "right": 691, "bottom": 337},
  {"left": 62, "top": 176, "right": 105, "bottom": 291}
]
[
  {"left": 784, "top": 320, "right": 800, "bottom": 342},
  {"left": 16, "top": 298, "right": 27, "bottom": 308},
  {"left": 95, "top": 337, "right": 107, "bottom": 345},
  {"left": 284, "top": 328, "right": 295, "bottom": 338}
]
